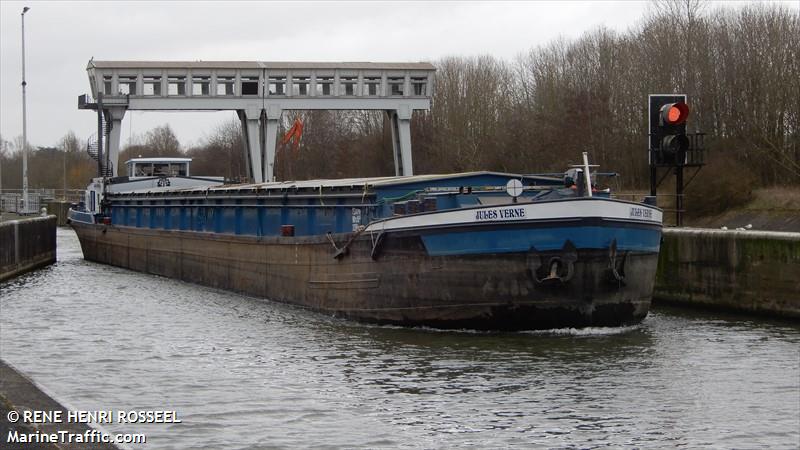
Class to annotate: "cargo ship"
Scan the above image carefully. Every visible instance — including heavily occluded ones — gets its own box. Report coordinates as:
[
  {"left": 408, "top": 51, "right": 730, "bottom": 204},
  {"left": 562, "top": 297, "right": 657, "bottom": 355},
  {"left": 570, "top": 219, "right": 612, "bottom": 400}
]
[
  {"left": 68, "top": 155, "right": 663, "bottom": 330},
  {"left": 68, "top": 59, "right": 663, "bottom": 330}
]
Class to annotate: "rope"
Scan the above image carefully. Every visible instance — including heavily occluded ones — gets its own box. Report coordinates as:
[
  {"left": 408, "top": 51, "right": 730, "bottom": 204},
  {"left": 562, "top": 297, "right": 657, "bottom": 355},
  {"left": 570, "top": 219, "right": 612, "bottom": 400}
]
[{"left": 376, "top": 189, "right": 424, "bottom": 205}]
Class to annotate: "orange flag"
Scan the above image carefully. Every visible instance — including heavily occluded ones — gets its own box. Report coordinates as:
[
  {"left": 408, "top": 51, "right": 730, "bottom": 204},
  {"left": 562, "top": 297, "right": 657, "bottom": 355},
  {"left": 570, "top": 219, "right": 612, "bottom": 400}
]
[{"left": 281, "top": 117, "right": 304, "bottom": 152}]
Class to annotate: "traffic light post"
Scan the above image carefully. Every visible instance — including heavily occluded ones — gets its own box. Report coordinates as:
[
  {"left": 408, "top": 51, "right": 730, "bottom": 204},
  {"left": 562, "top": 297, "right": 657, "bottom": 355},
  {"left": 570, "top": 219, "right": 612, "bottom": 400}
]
[{"left": 648, "top": 94, "right": 705, "bottom": 226}]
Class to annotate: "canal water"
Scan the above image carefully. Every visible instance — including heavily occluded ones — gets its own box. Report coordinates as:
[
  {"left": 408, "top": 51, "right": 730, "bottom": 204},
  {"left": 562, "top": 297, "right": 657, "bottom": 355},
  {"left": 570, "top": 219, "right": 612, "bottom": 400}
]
[{"left": 1, "top": 228, "right": 798, "bottom": 449}]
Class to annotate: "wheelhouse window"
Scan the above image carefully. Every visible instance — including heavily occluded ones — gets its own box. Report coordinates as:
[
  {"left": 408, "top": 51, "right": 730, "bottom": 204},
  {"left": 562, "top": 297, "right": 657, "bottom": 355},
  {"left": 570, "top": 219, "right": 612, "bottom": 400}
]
[
  {"left": 130, "top": 161, "right": 188, "bottom": 177},
  {"left": 170, "top": 163, "right": 188, "bottom": 176},
  {"left": 153, "top": 163, "right": 170, "bottom": 176},
  {"left": 132, "top": 163, "right": 151, "bottom": 176}
]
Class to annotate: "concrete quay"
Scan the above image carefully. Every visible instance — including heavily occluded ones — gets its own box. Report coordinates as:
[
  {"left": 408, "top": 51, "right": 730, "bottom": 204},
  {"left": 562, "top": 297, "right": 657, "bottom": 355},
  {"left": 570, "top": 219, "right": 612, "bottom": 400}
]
[
  {"left": 0, "top": 360, "right": 119, "bottom": 450},
  {"left": 654, "top": 228, "right": 800, "bottom": 319},
  {"left": 0, "top": 215, "right": 57, "bottom": 282}
]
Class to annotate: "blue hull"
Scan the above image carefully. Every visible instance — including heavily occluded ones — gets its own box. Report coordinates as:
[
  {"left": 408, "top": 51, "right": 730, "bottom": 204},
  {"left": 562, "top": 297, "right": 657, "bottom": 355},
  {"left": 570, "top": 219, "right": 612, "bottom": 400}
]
[
  {"left": 68, "top": 173, "right": 663, "bottom": 330},
  {"left": 421, "top": 222, "right": 660, "bottom": 256}
]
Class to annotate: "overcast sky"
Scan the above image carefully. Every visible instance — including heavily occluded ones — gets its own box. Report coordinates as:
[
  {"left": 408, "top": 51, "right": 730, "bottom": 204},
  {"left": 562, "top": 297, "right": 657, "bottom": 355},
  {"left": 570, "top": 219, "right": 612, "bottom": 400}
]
[{"left": 0, "top": 1, "right": 794, "bottom": 150}]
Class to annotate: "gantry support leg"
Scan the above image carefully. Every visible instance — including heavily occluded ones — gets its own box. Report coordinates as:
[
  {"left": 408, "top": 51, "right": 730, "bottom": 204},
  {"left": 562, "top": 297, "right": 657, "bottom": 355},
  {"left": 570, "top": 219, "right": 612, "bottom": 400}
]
[
  {"left": 264, "top": 105, "right": 282, "bottom": 182},
  {"left": 105, "top": 106, "right": 127, "bottom": 177},
  {"left": 237, "top": 111, "right": 251, "bottom": 181},
  {"left": 387, "top": 106, "right": 414, "bottom": 176},
  {"left": 240, "top": 107, "right": 264, "bottom": 183}
]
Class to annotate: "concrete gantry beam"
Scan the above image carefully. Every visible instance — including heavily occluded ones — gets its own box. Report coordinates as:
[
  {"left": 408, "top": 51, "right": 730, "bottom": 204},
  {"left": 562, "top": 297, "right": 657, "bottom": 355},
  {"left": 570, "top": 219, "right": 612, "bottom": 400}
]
[{"left": 81, "top": 60, "right": 435, "bottom": 182}]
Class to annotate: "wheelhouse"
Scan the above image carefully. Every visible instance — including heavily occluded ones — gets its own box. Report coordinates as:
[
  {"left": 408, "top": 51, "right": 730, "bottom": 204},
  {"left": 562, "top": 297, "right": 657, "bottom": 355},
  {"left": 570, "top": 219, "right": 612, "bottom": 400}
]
[{"left": 126, "top": 157, "right": 191, "bottom": 178}]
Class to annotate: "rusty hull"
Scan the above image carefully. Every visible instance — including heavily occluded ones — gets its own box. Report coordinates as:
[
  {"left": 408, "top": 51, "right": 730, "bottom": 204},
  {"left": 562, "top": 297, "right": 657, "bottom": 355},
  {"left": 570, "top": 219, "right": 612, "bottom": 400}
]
[{"left": 71, "top": 222, "right": 658, "bottom": 330}]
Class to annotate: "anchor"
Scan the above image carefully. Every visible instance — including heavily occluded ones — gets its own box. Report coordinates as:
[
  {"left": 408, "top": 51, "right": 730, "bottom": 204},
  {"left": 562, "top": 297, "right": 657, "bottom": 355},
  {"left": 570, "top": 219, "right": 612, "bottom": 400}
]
[
  {"left": 328, "top": 228, "right": 366, "bottom": 260},
  {"left": 605, "top": 239, "right": 627, "bottom": 286},
  {"left": 528, "top": 240, "right": 578, "bottom": 286},
  {"left": 370, "top": 232, "right": 386, "bottom": 260},
  {"left": 326, "top": 232, "right": 345, "bottom": 258}
]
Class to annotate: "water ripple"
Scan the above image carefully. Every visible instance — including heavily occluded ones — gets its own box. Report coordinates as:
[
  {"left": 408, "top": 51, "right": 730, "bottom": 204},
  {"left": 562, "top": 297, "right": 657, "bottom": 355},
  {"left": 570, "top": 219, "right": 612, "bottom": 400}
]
[{"left": 0, "top": 228, "right": 798, "bottom": 448}]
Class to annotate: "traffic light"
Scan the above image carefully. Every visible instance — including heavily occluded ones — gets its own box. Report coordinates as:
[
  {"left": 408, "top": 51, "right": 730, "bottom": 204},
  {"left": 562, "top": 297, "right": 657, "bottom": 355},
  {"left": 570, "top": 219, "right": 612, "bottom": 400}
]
[
  {"left": 649, "top": 94, "right": 690, "bottom": 166},
  {"left": 647, "top": 94, "right": 706, "bottom": 226}
]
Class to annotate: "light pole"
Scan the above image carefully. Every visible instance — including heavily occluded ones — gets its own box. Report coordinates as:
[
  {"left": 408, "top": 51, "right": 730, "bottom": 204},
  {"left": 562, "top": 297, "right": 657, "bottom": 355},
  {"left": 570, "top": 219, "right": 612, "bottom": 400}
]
[
  {"left": 21, "top": 6, "right": 30, "bottom": 214},
  {"left": 0, "top": 140, "right": 4, "bottom": 197},
  {"left": 63, "top": 139, "right": 66, "bottom": 198}
]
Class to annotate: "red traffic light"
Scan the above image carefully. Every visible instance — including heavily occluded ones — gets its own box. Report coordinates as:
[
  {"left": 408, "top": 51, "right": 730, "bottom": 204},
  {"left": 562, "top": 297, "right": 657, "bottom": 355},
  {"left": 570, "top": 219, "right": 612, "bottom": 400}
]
[{"left": 659, "top": 102, "right": 690, "bottom": 125}]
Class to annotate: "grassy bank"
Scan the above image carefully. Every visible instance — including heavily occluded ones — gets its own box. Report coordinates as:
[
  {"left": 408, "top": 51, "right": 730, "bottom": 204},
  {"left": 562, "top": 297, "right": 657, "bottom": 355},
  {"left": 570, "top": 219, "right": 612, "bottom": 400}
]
[{"left": 686, "top": 188, "right": 800, "bottom": 232}]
